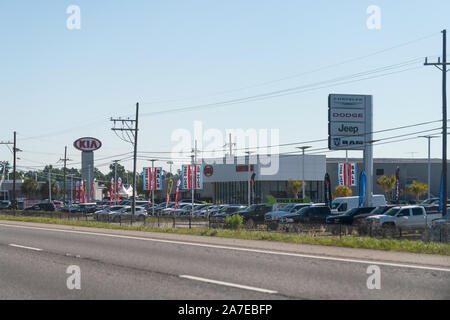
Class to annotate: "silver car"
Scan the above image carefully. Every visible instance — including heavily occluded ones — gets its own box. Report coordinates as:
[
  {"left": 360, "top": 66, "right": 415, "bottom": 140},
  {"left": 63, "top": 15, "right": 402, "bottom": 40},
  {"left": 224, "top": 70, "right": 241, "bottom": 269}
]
[{"left": 108, "top": 206, "right": 147, "bottom": 222}]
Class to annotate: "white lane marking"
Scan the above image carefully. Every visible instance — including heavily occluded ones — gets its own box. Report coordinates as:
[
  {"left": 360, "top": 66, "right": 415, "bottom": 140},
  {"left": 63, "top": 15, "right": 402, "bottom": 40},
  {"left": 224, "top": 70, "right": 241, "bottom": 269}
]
[
  {"left": 9, "top": 243, "right": 43, "bottom": 251},
  {"left": 1, "top": 223, "right": 449, "bottom": 272},
  {"left": 180, "top": 275, "right": 278, "bottom": 294}
]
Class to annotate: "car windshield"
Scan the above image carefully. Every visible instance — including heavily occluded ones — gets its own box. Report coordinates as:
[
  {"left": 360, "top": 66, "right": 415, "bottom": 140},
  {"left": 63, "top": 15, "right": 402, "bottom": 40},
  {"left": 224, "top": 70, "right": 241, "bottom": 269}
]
[
  {"left": 385, "top": 208, "right": 400, "bottom": 216},
  {"left": 331, "top": 202, "right": 341, "bottom": 209},
  {"left": 371, "top": 207, "right": 389, "bottom": 215},
  {"left": 343, "top": 208, "right": 359, "bottom": 216},
  {"left": 243, "top": 205, "right": 258, "bottom": 212},
  {"left": 296, "top": 206, "right": 310, "bottom": 215}
]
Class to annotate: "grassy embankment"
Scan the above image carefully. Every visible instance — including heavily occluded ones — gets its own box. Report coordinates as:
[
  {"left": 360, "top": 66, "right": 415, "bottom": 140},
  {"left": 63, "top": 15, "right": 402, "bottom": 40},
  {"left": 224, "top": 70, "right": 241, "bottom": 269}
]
[{"left": 0, "top": 214, "right": 449, "bottom": 255}]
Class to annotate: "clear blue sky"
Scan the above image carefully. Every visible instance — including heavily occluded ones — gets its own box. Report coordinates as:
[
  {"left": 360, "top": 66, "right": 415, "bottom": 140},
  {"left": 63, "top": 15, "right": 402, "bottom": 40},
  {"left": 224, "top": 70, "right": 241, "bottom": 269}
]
[{"left": 0, "top": 0, "right": 448, "bottom": 174}]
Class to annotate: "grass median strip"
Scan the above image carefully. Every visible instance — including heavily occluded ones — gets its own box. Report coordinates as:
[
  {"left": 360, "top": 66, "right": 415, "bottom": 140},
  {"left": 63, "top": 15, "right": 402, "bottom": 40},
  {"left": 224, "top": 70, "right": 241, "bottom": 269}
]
[{"left": 0, "top": 214, "right": 449, "bottom": 255}]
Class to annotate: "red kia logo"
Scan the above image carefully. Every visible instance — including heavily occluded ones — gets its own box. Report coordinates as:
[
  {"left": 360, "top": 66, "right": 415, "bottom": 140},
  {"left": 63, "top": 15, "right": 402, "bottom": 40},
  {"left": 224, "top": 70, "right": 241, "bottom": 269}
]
[
  {"left": 74, "top": 137, "right": 102, "bottom": 152},
  {"left": 203, "top": 165, "right": 213, "bottom": 177}
]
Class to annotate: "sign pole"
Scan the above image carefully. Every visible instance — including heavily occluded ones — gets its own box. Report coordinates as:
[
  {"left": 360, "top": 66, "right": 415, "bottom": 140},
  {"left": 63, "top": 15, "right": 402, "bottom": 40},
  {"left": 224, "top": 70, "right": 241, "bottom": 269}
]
[{"left": 364, "top": 95, "right": 374, "bottom": 207}]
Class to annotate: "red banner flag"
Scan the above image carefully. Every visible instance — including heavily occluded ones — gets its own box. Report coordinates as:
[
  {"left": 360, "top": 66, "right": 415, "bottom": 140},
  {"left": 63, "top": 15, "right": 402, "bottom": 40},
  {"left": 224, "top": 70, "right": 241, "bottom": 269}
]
[
  {"left": 110, "top": 178, "right": 114, "bottom": 205},
  {"left": 174, "top": 179, "right": 181, "bottom": 209},
  {"left": 117, "top": 178, "right": 122, "bottom": 205},
  {"left": 90, "top": 178, "right": 96, "bottom": 202}
]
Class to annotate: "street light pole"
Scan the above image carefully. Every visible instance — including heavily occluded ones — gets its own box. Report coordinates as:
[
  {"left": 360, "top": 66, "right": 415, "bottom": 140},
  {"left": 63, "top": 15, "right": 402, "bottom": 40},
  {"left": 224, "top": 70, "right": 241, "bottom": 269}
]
[
  {"left": 420, "top": 135, "right": 438, "bottom": 199},
  {"left": 297, "top": 146, "right": 311, "bottom": 200},
  {"left": 167, "top": 161, "right": 173, "bottom": 177},
  {"left": 149, "top": 159, "right": 156, "bottom": 219},
  {"left": 245, "top": 151, "right": 254, "bottom": 207}
]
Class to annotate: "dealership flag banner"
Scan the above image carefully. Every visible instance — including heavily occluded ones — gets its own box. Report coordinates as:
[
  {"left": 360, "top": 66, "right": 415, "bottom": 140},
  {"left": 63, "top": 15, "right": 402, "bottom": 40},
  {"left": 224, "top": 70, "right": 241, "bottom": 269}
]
[
  {"left": 80, "top": 180, "right": 84, "bottom": 203},
  {"left": 75, "top": 181, "right": 80, "bottom": 204},
  {"left": 324, "top": 173, "right": 332, "bottom": 208},
  {"left": 395, "top": 167, "right": 400, "bottom": 205},
  {"left": 143, "top": 167, "right": 163, "bottom": 191},
  {"left": 166, "top": 179, "right": 174, "bottom": 208},
  {"left": 84, "top": 180, "right": 88, "bottom": 203},
  {"left": 338, "top": 163, "right": 357, "bottom": 186},
  {"left": 181, "top": 165, "right": 203, "bottom": 190},
  {"left": 110, "top": 178, "right": 114, "bottom": 204},
  {"left": 174, "top": 179, "right": 181, "bottom": 209},
  {"left": 359, "top": 171, "right": 366, "bottom": 208},
  {"left": 90, "top": 178, "right": 96, "bottom": 202},
  {"left": 117, "top": 178, "right": 122, "bottom": 204}
]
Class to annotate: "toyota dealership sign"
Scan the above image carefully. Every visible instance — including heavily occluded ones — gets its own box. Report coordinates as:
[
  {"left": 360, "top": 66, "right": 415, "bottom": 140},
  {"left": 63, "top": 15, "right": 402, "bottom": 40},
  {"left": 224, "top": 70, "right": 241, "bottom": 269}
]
[
  {"left": 73, "top": 137, "right": 102, "bottom": 152},
  {"left": 328, "top": 94, "right": 373, "bottom": 150}
]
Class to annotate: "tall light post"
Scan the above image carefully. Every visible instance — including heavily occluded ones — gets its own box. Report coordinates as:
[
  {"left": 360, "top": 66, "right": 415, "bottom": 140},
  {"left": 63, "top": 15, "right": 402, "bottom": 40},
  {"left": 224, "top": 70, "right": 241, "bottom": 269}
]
[
  {"left": 147, "top": 159, "right": 157, "bottom": 219},
  {"left": 419, "top": 135, "right": 438, "bottom": 199},
  {"left": 245, "top": 151, "right": 254, "bottom": 207},
  {"left": 296, "top": 146, "right": 311, "bottom": 200},
  {"left": 167, "top": 161, "right": 173, "bottom": 177},
  {"left": 69, "top": 174, "right": 74, "bottom": 205}
]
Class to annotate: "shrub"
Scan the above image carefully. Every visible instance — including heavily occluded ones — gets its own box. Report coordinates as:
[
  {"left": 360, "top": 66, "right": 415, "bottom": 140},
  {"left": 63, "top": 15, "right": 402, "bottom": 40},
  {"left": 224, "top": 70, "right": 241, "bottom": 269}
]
[{"left": 224, "top": 214, "right": 243, "bottom": 230}]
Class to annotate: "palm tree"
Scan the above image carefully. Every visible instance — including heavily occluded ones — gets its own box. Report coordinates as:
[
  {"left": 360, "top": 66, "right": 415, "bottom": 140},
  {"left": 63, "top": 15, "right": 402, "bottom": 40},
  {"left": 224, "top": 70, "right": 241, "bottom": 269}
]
[
  {"left": 286, "top": 180, "right": 303, "bottom": 199},
  {"left": 21, "top": 178, "right": 38, "bottom": 199},
  {"left": 40, "top": 181, "right": 61, "bottom": 199},
  {"left": 407, "top": 181, "right": 428, "bottom": 202},
  {"left": 377, "top": 175, "right": 396, "bottom": 204}
]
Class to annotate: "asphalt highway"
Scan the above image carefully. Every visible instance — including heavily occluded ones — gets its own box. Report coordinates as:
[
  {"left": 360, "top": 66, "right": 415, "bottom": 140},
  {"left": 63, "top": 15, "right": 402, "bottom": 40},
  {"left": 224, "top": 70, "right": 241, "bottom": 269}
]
[{"left": 0, "top": 222, "right": 449, "bottom": 299}]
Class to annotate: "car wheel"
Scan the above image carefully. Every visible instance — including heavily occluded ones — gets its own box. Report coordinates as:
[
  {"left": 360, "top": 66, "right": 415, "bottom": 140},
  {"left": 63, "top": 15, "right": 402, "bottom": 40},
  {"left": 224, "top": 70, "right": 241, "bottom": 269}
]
[
  {"left": 268, "top": 222, "right": 278, "bottom": 231},
  {"left": 246, "top": 218, "right": 255, "bottom": 229}
]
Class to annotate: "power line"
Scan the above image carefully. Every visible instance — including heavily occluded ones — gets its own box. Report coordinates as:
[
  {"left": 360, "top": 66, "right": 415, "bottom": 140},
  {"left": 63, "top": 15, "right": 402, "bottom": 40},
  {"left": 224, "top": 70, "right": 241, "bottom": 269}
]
[
  {"left": 140, "top": 32, "right": 439, "bottom": 106},
  {"left": 141, "top": 59, "right": 425, "bottom": 117}
]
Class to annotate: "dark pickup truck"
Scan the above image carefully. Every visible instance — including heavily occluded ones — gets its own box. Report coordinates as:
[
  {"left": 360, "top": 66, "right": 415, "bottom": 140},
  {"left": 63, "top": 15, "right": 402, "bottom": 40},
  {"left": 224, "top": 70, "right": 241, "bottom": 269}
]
[
  {"left": 235, "top": 204, "right": 272, "bottom": 228},
  {"left": 326, "top": 207, "right": 376, "bottom": 225},
  {"left": 281, "top": 205, "right": 331, "bottom": 224}
]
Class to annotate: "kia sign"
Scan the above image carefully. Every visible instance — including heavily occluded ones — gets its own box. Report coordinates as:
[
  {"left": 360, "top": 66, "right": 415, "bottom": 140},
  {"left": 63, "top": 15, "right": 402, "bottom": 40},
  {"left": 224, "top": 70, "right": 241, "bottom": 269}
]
[
  {"left": 203, "top": 165, "right": 213, "bottom": 177},
  {"left": 328, "top": 94, "right": 372, "bottom": 150},
  {"left": 73, "top": 137, "right": 102, "bottom": 152}
]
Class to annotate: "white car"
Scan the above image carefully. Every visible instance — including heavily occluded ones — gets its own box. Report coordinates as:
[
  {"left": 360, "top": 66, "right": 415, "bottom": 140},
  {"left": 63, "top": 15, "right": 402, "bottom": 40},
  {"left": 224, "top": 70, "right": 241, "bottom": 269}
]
[{"left": 367, "top": 205, "right": 442, "bottom": 230}]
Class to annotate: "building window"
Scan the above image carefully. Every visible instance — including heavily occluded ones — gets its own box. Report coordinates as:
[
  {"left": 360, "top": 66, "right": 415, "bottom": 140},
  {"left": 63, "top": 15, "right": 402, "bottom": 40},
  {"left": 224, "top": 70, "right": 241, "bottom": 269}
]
[{"left": 376, "top": 169, "right": 384, "bottom": 176}]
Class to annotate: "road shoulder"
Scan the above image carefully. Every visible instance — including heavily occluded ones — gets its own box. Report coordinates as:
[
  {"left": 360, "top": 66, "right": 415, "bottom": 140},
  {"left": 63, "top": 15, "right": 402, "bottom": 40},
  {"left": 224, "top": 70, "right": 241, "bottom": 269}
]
[{"left": 0, "top": 219, "right": 449, "bottom": 269}]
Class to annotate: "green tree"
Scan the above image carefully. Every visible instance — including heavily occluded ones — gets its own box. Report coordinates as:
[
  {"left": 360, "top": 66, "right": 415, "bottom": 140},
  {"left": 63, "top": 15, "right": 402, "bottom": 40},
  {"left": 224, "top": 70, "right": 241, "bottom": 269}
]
[
  {"left": 40, "top": 181, "right": 61, "bottom": 199},
  {"left": 21, "top": 178, "right": 38, "bottom": 198},
  {"left": 286, "top": 180, "right": 303, "bottom": 199},
  {"left": 407, "top": 181, "right": 428, "bottom": 202},
  {"left": 377, "top": 175, "right": 396, "bottom": 204}
]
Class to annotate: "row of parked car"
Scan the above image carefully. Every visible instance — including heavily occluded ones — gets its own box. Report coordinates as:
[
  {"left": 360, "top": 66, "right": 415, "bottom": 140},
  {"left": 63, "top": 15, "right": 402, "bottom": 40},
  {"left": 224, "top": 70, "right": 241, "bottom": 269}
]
[{"left": 4, "top": 197, "right": 449, "bottom": 232}]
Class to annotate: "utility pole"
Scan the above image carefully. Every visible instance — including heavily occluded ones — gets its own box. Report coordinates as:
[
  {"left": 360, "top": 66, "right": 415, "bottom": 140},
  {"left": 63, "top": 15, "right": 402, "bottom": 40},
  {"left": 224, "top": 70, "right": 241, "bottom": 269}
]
[
  {"left": 48, "top": 167, "right": 52, "bottom": 202},
  {"left": 148, "top": 159, "right": 157, "bottom": 220},
  {"left": 111, "top": 103, "right": 139, "bottom": 219},
  {"left": 0, "top": 139, "right": 14, "bottom": 205},
  {"left": 69, "top": 174, "right": 74, "bottom": 204},
  {"left": 224, "top": 134, "right": 235, "bottom": 157},
  {"left": 420, "top": 135, "right": 438, "bottom": 199},
  {"left": 166, "top": 161, "right": 173, "bottom": 177},
  {"left": 111, "top": 160, "right": 119, "bottom": 204},
  {"left": 297, "top": 146, "right": 312, "bottom": 200},
  {"left": 60, "top": 146, "right": 72, "bottom": 204},
  {"left": 425, "top": 29, "right": 449, "bottom": 216},
  {"left": 190, "top": 140, "right": 198, "bottom": 229},
  {"left": 13, "top": 132, "right": 17, "bottom": 208}
]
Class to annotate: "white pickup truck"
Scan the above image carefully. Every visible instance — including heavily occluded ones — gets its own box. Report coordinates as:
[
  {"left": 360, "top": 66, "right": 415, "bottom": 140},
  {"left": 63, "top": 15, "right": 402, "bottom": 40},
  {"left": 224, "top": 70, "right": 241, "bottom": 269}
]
[{"left": 366, "top": 205, "right": 442, "bottom": 231}]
